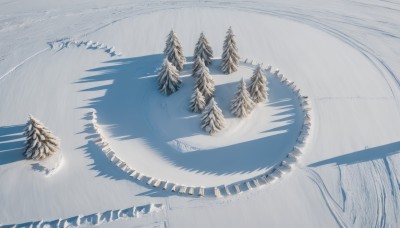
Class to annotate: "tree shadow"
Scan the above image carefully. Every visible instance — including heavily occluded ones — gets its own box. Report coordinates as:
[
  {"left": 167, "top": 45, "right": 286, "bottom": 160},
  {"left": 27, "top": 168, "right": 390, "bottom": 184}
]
[
  {"left": 309, "top": 141, "right": 400, "bottom": 167},
  {"left": 0, "top": 124, "right": 25, "bottom": 165},
  {"left": 76, "top": 54, "right": 302, "bottom": 176}
]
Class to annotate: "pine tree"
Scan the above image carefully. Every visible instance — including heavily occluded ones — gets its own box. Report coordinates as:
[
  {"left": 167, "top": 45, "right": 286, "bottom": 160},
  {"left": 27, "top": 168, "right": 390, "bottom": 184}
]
[
  {"left": 189, "top": 88, "right": 206, "bottom": 113},
  {"left": 195, "top": 58, "right": 215, "bottom": 101},
  {"left": 164, "top": 30, "right": 186, "bottom": 71},
  {"left": 158, "top": 59, "right": 182, "bottom": 96},
  {"left": 231, "top": 78, "right": 255, "bottom": 118},
  {"left": 194, "top": 32, "right": 213, "bottom": 66},
  {"left": 201, "top": 98, "right": 225, "bottom": 135},
  {"left": 248, "top": 64, "right": 268, "bottom": 103},
  {"left": 24, "top": 115, "right": 60, "bottom": 160},
  {"left": 191, "top": 56, "right": 203, "bottom": 77},
  {"left": 221, "top": 27, "right": 239, "bottom": 74}
]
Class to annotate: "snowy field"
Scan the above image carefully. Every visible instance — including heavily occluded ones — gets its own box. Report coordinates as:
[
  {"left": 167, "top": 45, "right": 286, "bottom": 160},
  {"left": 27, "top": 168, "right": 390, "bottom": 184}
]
[{"left": 1, "top": 0, "right": 400, "bottom": 227}]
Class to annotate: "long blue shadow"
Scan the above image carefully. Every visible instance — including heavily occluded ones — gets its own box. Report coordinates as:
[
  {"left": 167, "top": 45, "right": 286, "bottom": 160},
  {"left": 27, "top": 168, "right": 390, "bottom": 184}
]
[{"left": 309, "top": 141, "right": 400, "bottom": 167}]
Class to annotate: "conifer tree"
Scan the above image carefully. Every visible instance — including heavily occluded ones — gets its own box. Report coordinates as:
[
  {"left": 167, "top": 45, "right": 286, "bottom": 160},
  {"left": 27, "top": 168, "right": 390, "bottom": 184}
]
[
  {"left": 221, "top": 27, "right": 239, "bottom": 74},
  {"left": 248, "top": 64, "right": 268, "bottom": 103},
  {"left": 190, "top": 88, "right": 206, "bottom": 113},
  {"left": 195, "top": 58, "right": 215, "bottom": 101},
  {"left": 24, "top": 115, "right": 60, "bottom": 160},
  {"left": 192, "top": 56, "right": 203, "bottom": 77},
  {"left": 158, "top": 59, "right": 181, "bottom": 96},
  {"left": 201, "top": 98, "right": 225, "bottom": 135},
  {"left": 164, "top": 30, "right": 186, "bottom": 71},
  {"left": 231, "top": 78, "right": 255, "bottom": 118},
  {"left": 194, "top": 32, "right": 213, "bottom": 66}
]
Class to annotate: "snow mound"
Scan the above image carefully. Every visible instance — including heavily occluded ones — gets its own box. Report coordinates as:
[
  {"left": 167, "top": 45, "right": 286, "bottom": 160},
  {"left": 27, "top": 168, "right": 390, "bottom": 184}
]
[
  {"left": 89, "top": 59, "right": 312, "bottom": 195},
  {"left": 1, "top": 203, "right": 164, "bottom": 227}
]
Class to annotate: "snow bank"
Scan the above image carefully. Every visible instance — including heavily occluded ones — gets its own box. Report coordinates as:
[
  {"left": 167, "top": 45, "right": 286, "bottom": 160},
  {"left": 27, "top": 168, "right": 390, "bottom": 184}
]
[
  {"left": 89, "top": 60, "right": 312, "bottom": 198},
  {"left": 1, "top": 203, "right": 163, "bottom": 227},
  {"left": 48, "top": 38, "right": 122, "bottom": 57}
]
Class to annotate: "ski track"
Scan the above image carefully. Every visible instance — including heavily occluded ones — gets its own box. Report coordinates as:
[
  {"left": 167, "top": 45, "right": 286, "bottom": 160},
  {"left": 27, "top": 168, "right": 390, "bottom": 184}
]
[
  {"left": 0, "top": 203, "right": 164, "bottom": 228},
  {"left": 303, "top": 168, "right": 349, "bottom": 228}
]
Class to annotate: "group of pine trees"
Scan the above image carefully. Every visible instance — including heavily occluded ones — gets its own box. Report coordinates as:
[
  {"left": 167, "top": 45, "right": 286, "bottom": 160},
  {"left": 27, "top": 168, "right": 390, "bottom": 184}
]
[{"left": 158, "top": 27, "right": 267, "bottom": 135}]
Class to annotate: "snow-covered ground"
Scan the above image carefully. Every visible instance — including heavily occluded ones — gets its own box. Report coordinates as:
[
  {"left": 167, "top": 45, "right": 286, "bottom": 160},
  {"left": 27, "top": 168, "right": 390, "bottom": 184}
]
[{"left": 1, "top": 0, "right": 400, "bottom": 227}]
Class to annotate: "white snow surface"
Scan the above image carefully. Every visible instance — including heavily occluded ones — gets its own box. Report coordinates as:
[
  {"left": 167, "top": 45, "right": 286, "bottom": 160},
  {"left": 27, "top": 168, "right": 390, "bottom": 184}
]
[{"left": 1, "top": 1, "right": 400, "bottom": 227}]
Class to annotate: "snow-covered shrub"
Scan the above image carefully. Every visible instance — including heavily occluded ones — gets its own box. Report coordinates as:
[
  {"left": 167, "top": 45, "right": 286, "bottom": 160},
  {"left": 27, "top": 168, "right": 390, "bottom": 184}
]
[
  {"left": 221, "top": 27, "right": 239, "bottom": 74},
  {"left": 24, "top": 115, "right": 60, "bottom": 160},
  {"left": 248, "top": 64, "right": 268, "bottom": 103},
  {"left": 194, "top": 58, "right": 215, "bottom": 101},
  {"left": 201, "top": 98, "right": 225, "bottom": 135},
  {"left": 158, "top": 59, "right": 182, "bottom": 95},
  {"left": 189, "top": 88, "right": 206, "bottom": 113},
  {"left": 231, "top": 78, "right": 255, "bottom": 118},
  {"left": 194, "top": 32, "right": 213, "bottom": 66},
  {"left": 164, "top": 30, "right": 186, "bottom": 71}
]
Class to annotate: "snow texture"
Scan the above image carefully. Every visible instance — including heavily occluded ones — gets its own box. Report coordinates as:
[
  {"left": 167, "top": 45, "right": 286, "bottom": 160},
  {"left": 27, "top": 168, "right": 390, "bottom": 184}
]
[
  {"left": 189, "top": 88, "right": 206, "bottom": 113},
  {"left": 201, "top": 98, "right": 226, "bottom": 135},
  {"left": 230, "top": 78, "right": 255, "bottom": 118},
  {"left": 158, "top": 58, "right": 181, "bottom": 96},
  {"left": 163, "top": 30, "right": 186, "bottom": 71},
  {"left": 221, "top": 27, "right": 239, "bottom": 74},
  {"left": 194, "top": 58, "right": 215, "bottom": 101},
  {"left": 248, "top": 64, "right": 268, "bottom": 103},
  {"left": 24, "top": 115, "right": 60, "bottom": 160}
]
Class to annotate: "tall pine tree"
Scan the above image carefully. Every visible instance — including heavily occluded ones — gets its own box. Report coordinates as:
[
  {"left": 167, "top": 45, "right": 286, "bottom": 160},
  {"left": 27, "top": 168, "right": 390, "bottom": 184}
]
[
  {"left": 24, "top": 115, "right": 60, "bottom": 160},
  {"left": 248, "top": 64, "right": 268, "bottom": 103},
  {"left": 231, "top": 78, "right": 255, "bottom": 118},
  {"left": 201, "top": 98, "right": 225, "bottom": 135},
  {"left": 189, "top": 88, "right": 206, "bottom": 113},
  {"left": 195, "top": 58, "right": 215, "bottom": 101},
  {"left": 194, "top": 32, "right": 213, "bottom": 66},
  {"left": 158, "top": 59, "right": 182, "bottom": 96},
  {"left": 164, "top": 30, "right": 186, "bottom": 71},
  {"left": 221, "top": 27, "right": 239, "bottom": 74}
]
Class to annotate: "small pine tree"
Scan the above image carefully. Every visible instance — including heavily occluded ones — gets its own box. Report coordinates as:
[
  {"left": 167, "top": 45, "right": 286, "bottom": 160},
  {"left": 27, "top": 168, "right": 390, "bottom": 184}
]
[
  {"left": 231, "top": 78, "right": 255, "bottom": 118},
  {"left": 190, "top": 88, "right": 206, "bottom": 113},
  {"left": 164, "top": 30, "right": 186, "bottom": 71},
  {"left": 158, "top": 59, "right": 182, "bottom": 96},
  {"left": 201, "top": 98, "right": 225, "bottom": 135},
  {"left": 194, "top": 58, "right": 215, "bottom": 101},
  {"left": 194, "top": 32, "right": 213, "bottom": 66},
  {"left": 221, "top": 27, "right": 239, "bottom": 74},
  {"left": 24, "top": 115, "right": 60, "bottom": 160},
  {"left": 248, "top": 64, "right": 268, "bottom": 103}
]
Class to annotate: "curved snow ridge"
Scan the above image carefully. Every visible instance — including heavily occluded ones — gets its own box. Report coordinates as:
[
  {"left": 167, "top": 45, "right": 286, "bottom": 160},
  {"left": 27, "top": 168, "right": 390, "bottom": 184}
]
[
  {"left": 1, "top": 203, "right": 163, "bottom": 228},
  {"left": 89, "top": 60, "right": 312, "bottom": 198},
  {"left": 48, "top": 38, "right": 122, "bottom": 57}
]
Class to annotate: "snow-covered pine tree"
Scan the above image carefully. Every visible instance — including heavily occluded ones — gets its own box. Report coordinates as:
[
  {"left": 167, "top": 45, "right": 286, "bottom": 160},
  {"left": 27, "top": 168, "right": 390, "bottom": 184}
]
[
  {"left": 248, "top": 64, "right": 268, "bottom": 103},
  {"left": 195, "top": 58, "right": 215, "bottom": 101},
  {"left": 231, "top": 78, "right": 255, "bottom": 118},
  {"left": 194, "top": 32, "right": 213, "bottom": 66},
  {"left": 191, "top": 56, "right": 203, "bottom": 77},
  {"left": 221, "top": 27, "right": 239, "bottom": 74},
  {"left": 189, "top": 88, "right": 206, "bottom": 113},
  {"left": 158, "top": 59, "right": 182, "bottom": 95},
  {"left": 164, "top": 30, "right": 186, "bottom": 71},
  {"left": 201, "top": 98, "right": 225, "bottom": 135},
  {"left": 24, "top": 115, "right": 60, "bottom": 160}
]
